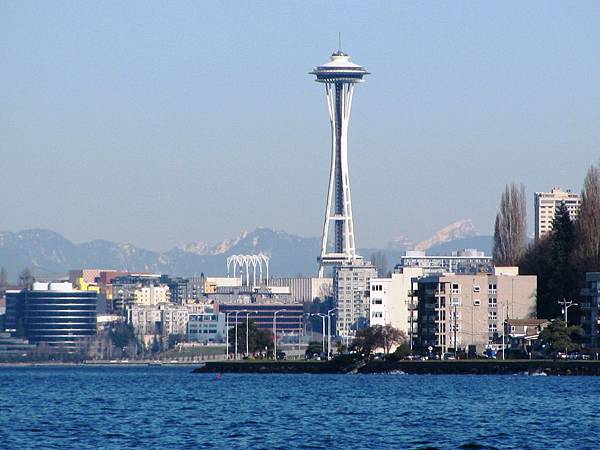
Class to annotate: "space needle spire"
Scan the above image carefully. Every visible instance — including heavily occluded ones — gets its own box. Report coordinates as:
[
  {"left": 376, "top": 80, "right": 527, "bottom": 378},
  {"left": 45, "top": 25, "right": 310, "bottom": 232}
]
[{"left": 311, "top": 46, "right": 369, "bottom": 277}]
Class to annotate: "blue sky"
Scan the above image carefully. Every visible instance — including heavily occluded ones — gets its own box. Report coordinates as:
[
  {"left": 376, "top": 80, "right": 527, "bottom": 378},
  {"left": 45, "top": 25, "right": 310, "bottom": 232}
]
[{"left": 2, "top": 1, "right": 600, "bottom": 250}]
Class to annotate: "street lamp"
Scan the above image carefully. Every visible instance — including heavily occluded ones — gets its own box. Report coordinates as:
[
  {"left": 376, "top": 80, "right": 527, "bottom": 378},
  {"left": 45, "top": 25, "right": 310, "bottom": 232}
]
[
  {"left": 327, "top": 307, "right": 338, "bottom": 360},
  {"left": 273, "top": 309, "right": 285, "bottom": 359},
  {"left": 233, "top": 310, "right": 246, "bottom": 360},
  {"left": 245, "top": 311, "right": 256, "bottom": 357},
  {"left": 225, "top": 312, "right": 232, "bottom": 360},
  {"left": 559, "top": 299, "right": 577, "bottom": 326},
  {"left": 315, "top": 313, "right": 327, "bottom": 355}
]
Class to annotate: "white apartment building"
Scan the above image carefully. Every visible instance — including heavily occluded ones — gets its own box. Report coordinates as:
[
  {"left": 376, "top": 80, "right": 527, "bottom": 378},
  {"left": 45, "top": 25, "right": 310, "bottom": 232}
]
[
  {"left": 127, "top": 304, "right": 188, "bottom": 336},
  {"left": 535, "top": 187, "right": 581, "bottom": 239},
  {"left": 368, "top": 267, "right": 423, "bottom": 337},
  {"left": 133, "top": 285, "right": 170, "bottom": 306},
  {"left": 334, "top": 261, "right": 377, "bottom": 337}
]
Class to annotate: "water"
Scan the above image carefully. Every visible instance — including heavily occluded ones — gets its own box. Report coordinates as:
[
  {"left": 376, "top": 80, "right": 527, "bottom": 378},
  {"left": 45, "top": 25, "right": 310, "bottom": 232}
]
[{"left": 1, "top": 366, "right": 599, "bottom": 449}]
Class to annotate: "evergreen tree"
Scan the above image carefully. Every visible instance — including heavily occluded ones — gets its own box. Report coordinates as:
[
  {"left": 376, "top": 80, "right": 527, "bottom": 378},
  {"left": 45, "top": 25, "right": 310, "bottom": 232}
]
[
  {"left": 546, "top": 203, "right": 578, "bottom": 319},
  {"left": 521, "top": 203, "right": 578, "bottom": 319}
]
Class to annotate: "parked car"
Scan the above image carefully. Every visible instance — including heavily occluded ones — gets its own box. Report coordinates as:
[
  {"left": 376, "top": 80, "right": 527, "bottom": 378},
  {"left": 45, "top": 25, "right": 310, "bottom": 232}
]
[
  {"left": 442, "top": 352, "right": 456, "bottom": 360},
  {"left": 276, "top": 352, "right": 286, "bottom": 361}
]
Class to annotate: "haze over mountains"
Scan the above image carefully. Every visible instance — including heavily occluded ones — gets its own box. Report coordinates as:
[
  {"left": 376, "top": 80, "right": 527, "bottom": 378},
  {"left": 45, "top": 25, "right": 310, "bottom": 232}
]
[{"left": 0, "top": 220, "right": 492, "bottom": 281}]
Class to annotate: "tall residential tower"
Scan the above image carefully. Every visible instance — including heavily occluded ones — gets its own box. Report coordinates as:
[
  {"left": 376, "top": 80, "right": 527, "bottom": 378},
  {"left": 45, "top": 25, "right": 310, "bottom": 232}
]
[{"left": 311, "top": 48, "right": 369, "bottom": 277}]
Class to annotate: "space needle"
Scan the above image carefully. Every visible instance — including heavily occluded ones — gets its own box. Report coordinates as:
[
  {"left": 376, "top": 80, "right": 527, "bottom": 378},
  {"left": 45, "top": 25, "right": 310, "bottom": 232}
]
[{"left": 311, "top": 43, "right": 369, "bottom": 277}]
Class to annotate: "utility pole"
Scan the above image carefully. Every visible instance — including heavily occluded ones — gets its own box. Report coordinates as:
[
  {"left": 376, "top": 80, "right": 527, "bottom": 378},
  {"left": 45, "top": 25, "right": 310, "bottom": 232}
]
[
  {"left": 453, "top": 304, "right": 458, "bottom": 358},
  {"left": 502, "top": 302, "right": 508, "bottom": 361},
  {"left": 558, "top": 299, "right": 577, "bottom": 326}
]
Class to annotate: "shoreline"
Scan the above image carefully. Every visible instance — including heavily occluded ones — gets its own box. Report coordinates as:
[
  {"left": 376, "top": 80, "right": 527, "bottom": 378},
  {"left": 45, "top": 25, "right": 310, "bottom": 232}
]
[{"left": 194, "top": 359, "right": 600, "bottom": 376}]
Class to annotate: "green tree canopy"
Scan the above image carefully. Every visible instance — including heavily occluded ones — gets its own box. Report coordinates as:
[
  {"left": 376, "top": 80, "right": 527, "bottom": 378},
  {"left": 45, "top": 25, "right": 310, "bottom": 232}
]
[
  {"left": 228, "top": 319, "right": 273, "bottom": 354},
  {"left": 539, "top": 320, "right": 583, "bottom": 354}
]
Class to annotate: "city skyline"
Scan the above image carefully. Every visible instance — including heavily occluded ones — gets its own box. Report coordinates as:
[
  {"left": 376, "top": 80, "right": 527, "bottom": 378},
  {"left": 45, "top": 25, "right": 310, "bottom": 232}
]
[{"left": 2, "top": 2, "right": 600, "bottom": 251}]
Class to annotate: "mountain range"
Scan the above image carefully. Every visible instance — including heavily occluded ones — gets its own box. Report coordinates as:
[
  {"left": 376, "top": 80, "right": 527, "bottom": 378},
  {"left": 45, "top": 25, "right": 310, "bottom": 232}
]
[{"left": 0, "top": 220, "right": 492, "bottom": 281}]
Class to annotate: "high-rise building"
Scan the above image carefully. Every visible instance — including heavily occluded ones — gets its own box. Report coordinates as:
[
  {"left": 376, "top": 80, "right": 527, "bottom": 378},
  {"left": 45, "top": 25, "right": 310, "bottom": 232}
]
[
  {"left": 534, "top": 187, "right": 581, "bottom": 239},
  {"left": 311, "top": 47, "right": 369, "bottom": 277},
  {"left": 334, "top": 261, "right": 377, "bottom": 337}
]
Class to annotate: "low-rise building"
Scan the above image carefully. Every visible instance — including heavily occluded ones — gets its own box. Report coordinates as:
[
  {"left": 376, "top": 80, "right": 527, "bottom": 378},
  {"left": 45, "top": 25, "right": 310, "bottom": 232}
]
[
  {"left": 506, "top": 318, "right": 550, "bottom": 352},
  {"left": 217, "top": 303, "right": 303, "bottom": 333},
  {"left": 188, "top": 312, "right": 226, "bottom": 343},
  {"left": 417, "top": 267, "right": 537, "bottom": 355}
]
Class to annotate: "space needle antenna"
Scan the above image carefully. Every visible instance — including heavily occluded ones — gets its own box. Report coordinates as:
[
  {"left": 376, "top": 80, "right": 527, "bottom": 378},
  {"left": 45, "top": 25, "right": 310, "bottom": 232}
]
[{"left": 338, "top": 32, "right": 342, "bottom": 52}]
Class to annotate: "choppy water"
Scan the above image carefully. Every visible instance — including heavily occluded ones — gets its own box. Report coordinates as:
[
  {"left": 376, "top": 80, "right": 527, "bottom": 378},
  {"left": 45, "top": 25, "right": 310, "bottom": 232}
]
[{"left": 0, "top": 365, "right": 598, "bottom": 449}]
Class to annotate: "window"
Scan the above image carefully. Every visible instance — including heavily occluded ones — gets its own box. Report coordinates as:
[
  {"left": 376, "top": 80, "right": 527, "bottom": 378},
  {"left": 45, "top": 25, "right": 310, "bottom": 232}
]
[
  {"left": 473, "top": 299, "right": 481, "bottom": 306},
  {"left": 451, "top": 298, "right": 461, "bottom": 306},
  {"left": 488, "top": 311, "right": 497, "bottom": 321},
  {"left": 488, "top": 284, "right": 497, "bottom": 293},
  {"left": 488, "top": 297, "right": 497, "bottom": 307},
  {"left": 451, "top": 283, "right": 460, "bottom": 294},
  {"left": 473, "top": 286, "right": 481, "bottom": 293},
  {"left": 488, "top": 323, "right": 497, "bottom": 332},
  {"left": 372, "top": 312, "right": 383, "bottom": 318},
  {"left": 371, "top": 299, "right": 382, "bottom": 305}
]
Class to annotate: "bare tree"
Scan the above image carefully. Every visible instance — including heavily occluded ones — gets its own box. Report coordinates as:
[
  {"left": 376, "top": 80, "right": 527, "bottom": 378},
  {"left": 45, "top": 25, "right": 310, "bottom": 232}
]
[
  {"left": 577, "top": 164, "right": 600, "bottom": 269},
  {"left": 18, "top": 268, "right": 33, "bottom": 288},
  {"left": 370, "top": 251, "right": 389, "bottom": 277},
  {"left": 0, "top": 267, "right": 8, "bottom": 287},
  {"left": 493, "top": 183, "right": 527, "bottom": 266},
  {"left": 380, "top": 324, "right": 407, "bottom": 354}
]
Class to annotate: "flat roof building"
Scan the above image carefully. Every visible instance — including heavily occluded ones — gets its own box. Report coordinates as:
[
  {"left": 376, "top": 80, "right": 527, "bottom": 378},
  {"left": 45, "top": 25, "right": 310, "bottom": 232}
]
[
  {"left": 416, "top": 268, "right": 537, "bottom": 355},
  {"left": 534, "top": 187, "right": 581, "bottom": 239},
  {"left": 6, "top": 282, "right": 97, "bottom": 351}
]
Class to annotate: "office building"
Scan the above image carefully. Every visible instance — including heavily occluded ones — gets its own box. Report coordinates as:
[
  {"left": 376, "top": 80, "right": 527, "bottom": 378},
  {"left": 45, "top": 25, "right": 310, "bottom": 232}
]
[
  {"left": 535, "top": 187, "right": 581, "bottom": 239},
  {"left": 334, "top": 261, "right": 377, "bottom": 336},
  {"left": 218, "top": 303, "right": 303, "bottom": 333},
  {"left": 5, "top": 282, "right": 97, "bottom": 351},
  {"left": 417, "top": 267, "right": 537, "bottom": 354}
]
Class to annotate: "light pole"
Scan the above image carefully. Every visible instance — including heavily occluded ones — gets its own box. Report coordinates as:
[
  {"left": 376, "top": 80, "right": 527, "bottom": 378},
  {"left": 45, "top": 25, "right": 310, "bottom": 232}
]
[
  {"left": 273, "top": 310, "right": 285, "bottom": 359},
  {"left": 245, "top": 311, "right": 255, "bottom": 357},
  {"left": 225, "top": 312, "right": 232, "bottom": 360},
  {"left": 327, "top": 307, "right": 338, "bottom": 360},
  {"left": 315, "top": 313, "right": 327, "bottom": 355},
  {"left": 559, "top": 299, "right": 577, "bottom": 326},
  {"left": 234, "top": 311, "right": 245, "bottom": 360}
]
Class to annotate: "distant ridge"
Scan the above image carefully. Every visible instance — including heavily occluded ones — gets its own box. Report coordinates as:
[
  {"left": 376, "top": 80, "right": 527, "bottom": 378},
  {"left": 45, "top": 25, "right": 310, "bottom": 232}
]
[{"left": 0, "top": 222, "right": 492, "bottom": 281}]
